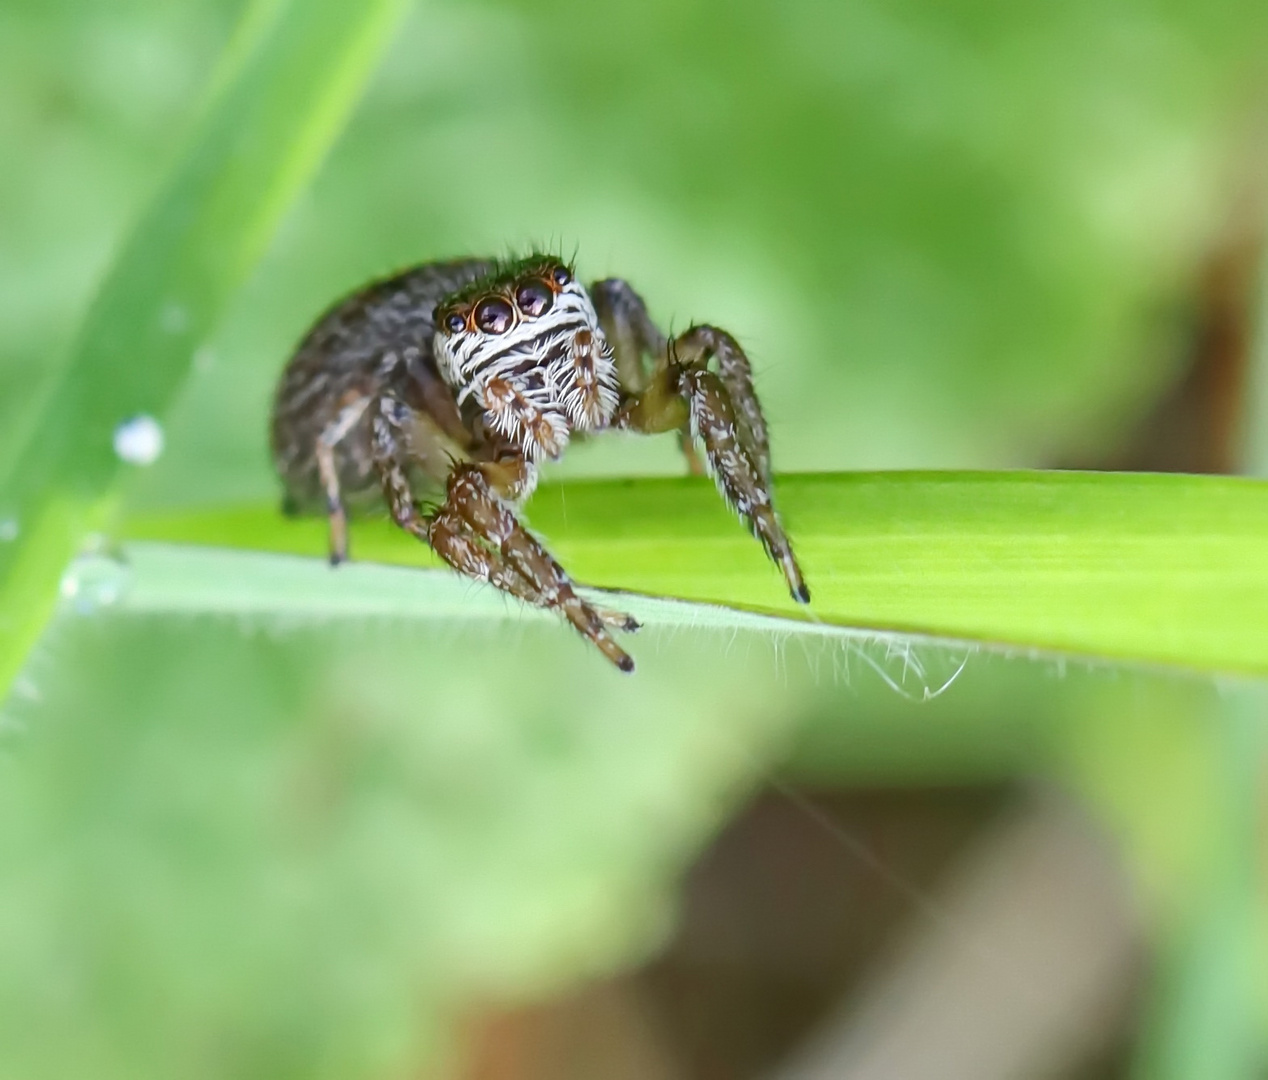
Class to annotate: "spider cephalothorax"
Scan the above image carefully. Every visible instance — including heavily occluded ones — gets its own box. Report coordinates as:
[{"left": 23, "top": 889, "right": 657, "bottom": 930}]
[
  {"left": 433, "top": 257, "right": 619, "bottom": 461},
  {"left": 271, "top": 252, "right": 807, "bottom": 673}
]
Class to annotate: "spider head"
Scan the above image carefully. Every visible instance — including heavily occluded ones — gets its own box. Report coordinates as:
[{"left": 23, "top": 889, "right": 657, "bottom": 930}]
[{"left": 433, "top": 256, "right": 618, "bottom": 461}]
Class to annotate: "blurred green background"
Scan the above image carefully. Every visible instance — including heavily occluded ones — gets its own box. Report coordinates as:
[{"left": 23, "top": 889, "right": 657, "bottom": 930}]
[{"left": 2, "top": 0, "right": 1267, "bottom": 1077}]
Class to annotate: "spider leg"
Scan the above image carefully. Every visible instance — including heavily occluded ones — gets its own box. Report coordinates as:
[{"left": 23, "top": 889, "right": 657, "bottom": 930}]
[
  {"left": 315, "top": 394, "right": 372, "bottom": 564},
  {"left": 371, "top": 396, "right": 639, "bottom": 670},
  {"left": 591, "top": 277, "right": 705, "bottom": 475},
  {"left": 590, "top": 278, "right": 665, "bottom": 393},
  {"left": 675, "top": 326, "right": 772, "bottom": 486},
  {"left": 613, "top": 325, "right": 808, "bottom": 604}
]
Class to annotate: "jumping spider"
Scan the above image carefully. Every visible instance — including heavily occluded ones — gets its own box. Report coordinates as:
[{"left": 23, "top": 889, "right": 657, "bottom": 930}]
[{"left": 270, "top": 255, "right": 808, "bottom": 672}]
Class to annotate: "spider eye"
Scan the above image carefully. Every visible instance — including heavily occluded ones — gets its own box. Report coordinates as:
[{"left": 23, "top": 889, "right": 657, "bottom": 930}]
[
  {"left": 515, "top": 280, "right": 554, "bottom": 318},
  {"left": 474, "top": 297, "right": 514, "bottom": 335},
  {"left": 551, "top": 265, "right": 571, "bottom": 287},
  {"left": 443, "top": 311, "right": 466, "bottom": 334}
]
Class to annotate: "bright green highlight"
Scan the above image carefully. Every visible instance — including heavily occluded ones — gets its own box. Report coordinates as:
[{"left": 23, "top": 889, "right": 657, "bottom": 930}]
[
  {"left": 0, "top": 0, "right": 409, "bottom": 699},
  {"left": 125, "top": 469, "right": 1268, "bottom": 677}
]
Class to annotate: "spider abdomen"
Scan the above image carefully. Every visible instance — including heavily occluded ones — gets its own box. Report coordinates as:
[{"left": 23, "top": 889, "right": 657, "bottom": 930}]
[{"left": 270, "top": 257, "right": 493, "bottom": 510}]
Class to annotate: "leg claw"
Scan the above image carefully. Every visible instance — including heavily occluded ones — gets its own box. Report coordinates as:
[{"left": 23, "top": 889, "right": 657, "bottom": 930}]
[{"left": 597, "top": 607, "right": 641, "bottom": 633}]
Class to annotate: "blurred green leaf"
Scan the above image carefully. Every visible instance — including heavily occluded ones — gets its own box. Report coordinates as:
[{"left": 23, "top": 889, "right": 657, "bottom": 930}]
[
  {"left": 0, "top": 0, "right": 408, "bottom": 702},
  {"left": 3, "top": 1, "right": 1268, "bottom": 1076},
  {"left": 126, "top": 469, "right": 1268, "bottom": 676},
  {"left": 1, "top": 600, "right": 816, "bottom": 1080}
]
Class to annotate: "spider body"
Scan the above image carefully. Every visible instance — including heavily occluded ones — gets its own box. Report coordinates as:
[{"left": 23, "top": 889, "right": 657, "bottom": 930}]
[{"left": 271, "top": 254, "right": 807, "bottom": 672}]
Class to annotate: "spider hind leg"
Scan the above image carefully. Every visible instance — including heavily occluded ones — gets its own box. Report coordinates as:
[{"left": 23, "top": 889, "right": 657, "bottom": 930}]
[{"left": 314, "top": 395, "right": 372, "bottom": 565}]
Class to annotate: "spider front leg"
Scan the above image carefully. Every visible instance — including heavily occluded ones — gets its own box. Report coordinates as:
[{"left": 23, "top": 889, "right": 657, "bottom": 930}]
[
  {"left": 371, "top": 396, "right": 640, "bottom": 671},
  {"left": 612, "top": 323, "right": 809, "bottom": 604},
  {"left": 591, "top": 278, "right": 705, "bottom": 475}
]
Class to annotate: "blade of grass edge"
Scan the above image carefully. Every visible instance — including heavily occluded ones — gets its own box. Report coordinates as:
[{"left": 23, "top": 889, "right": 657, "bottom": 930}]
[
  {"left": 123, "top": 469, "right": 1268, "bottom": 677},
  {"left": 0, "top": 0, "right": 409, "bottom": 704}
]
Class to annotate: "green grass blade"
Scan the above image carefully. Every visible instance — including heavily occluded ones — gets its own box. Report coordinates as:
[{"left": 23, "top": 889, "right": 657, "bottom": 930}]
[
  {"left": 0, "top": 0, "right": 408, "bottom": 700},
  {"left": 123, "top": 469, "right": 1268, "bottom": 677}
]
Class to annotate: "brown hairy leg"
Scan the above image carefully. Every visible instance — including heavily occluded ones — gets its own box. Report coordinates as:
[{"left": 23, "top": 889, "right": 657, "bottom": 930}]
[
  {"left": 591, "top": 278, "right": 706, "bottom": 475},
  {"left": 314, "top": 395, "right": 372, "bottom": 565},
  {"left": 593, "top": 279, "right": 807, "bottom": 603},
  {"left": 371, "top": 395, "right": 639, "bottom": 671}
]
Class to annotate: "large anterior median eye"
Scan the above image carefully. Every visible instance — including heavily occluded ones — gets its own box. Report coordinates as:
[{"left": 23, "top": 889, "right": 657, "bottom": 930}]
[
  {"left": 474, "top": 296, "right": 514, "bottom": 334},
  {"left": 515, "top": 279, "right": 554, "bottom": 318}
]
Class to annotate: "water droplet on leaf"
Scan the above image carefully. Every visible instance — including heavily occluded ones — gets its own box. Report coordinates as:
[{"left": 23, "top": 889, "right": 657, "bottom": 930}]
[
  {"left": 59, "top": 554, "right": 131, "bottom": 614},
  {"left": 113, "top": 415, "right": 164, "bottom": 466}
]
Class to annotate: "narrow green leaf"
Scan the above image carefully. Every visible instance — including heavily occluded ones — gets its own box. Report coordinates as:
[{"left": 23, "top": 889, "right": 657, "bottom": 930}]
[
  {"left": 0, "top": 0, "right": 409, "bottom": 699},
  {"left": 124, "top": 469, "right": 1268, "bottom": 677}
]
